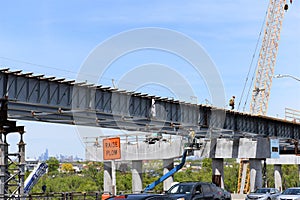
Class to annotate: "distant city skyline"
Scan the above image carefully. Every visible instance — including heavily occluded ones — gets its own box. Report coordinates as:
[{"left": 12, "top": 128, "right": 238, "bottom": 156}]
[{"left": 30, "top": 148, "right": 83, "bottom": 162}]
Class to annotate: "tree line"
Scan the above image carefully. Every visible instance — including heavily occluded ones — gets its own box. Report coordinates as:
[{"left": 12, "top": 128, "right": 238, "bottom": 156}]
[{"left": 29, "top": 157, "right": 300, "bottom": 194}]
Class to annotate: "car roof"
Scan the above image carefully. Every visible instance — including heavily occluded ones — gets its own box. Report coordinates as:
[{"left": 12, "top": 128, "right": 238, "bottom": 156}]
[{"left": 174, "top": 182, "right": 212, "bottom": 185}]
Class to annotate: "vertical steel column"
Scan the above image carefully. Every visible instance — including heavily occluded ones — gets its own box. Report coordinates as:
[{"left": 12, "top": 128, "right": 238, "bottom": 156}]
[
  {"left": 0, "top": 132, "right": 7, "bottom": 199},
  {"left": 0, "top": 98, "right": 25, "bottom": 199},
  {"left": 18, "top": 132, "right": 26, "bottom": 196}
]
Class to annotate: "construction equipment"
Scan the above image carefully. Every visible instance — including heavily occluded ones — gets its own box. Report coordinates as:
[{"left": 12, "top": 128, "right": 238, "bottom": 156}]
[
  {"left": 143, "top": 149, "right": 188, "bottom": 192},
  {"left": 24, "top": 162, "right": 48, "bottom": 195},
  {"left": 238, "top": 0, "right": 292, "bottom": 193},
  {"left": 250, "top": 0, "right": 291, "bottom": 115},
  {"left": 143, "top": 132, "right": 203, "bottom": 193}
]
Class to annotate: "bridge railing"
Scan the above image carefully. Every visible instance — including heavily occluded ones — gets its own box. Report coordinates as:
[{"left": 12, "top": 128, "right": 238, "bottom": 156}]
[
  {"left": 18, "top": 191, "right": 103, "bottom": 200},
  {"left": 285, "top": 107, "right": 300, "bottom": 123}
]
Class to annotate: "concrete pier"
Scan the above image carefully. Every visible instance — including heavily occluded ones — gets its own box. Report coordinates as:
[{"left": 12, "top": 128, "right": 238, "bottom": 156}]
[
  {"left": 131, "top": 161, "right": 143, "bottom": 193},
  {"left": 88, "top": 136, "right": 278, "bottom": 194}
]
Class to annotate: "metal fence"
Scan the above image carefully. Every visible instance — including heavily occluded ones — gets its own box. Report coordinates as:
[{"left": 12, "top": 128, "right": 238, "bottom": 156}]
[{"left": 4, "top": 192, "right": 105, "bottom": 200}]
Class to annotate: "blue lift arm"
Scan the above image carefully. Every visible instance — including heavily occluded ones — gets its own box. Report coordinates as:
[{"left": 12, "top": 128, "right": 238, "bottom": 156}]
[{"left": 143, "top": 149, "right": 188, "bottom": 193}]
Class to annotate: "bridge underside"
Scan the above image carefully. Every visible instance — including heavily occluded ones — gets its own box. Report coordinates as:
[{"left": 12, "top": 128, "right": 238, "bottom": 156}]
[{"left": 0, "top": 68, "right": 298, "bottom": 141}]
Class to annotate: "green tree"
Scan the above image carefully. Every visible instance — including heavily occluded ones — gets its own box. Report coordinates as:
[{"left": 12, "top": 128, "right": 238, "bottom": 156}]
[
  {"left": 200, "top": 158, "right": 212, "bottom": 182},
  {"left": 224, "top": 159, "right": 239, "bottom": 193},
  {"left": 266, "top": 164, "right": 275, "bottom": 188},
  {"left": 82, "top": 162, "right": 104, "bottom": 191},
  {"left": 46, "top": 157, "right": 60, "bottom": 174},
  {"left": 116, "top": 171, "right": 132, "bottom": 193},
  {"left": 282, "top": 164, "right": 299, "bottom": 189}
]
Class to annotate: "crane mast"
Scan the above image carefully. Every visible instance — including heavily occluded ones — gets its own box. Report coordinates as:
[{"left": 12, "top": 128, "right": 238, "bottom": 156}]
[{"left": 250, "top": 0, "right": 288, "bottom": 115}]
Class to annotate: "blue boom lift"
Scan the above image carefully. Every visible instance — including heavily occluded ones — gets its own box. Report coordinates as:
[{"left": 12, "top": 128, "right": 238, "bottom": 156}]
[{"left": 143, "top": 149, "right": 188, "bottom": 192}]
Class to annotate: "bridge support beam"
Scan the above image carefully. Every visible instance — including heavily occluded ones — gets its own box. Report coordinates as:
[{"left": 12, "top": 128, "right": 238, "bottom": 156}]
[
  {"left": 249, "top": 159, "right": 263, "bottom": 192},
  {"left": 212, "top": 158, "right": 224, "bottom": 188},
  {"left": 163, "top": 159, "right": 174, "bottom": 192},
  {"left": 104, "top": 161, "right": 116, "bottom": 195},
  {"left": 274, "top": 164, "right": 282, "bottom": 191},
  {"left": 131, "top": 161, "right": 143, "bottom": 193}
]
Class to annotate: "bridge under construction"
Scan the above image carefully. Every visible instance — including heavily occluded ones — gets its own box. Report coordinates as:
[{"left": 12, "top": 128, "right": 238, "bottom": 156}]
[{"left": 0, "top": 68, "right": 299, "bottom": 198}]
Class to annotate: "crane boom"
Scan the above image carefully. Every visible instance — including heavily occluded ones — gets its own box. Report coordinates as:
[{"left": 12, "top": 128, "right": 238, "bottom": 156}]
[{"left": 250, "top": 0, "right": 288, "bottom": 115}]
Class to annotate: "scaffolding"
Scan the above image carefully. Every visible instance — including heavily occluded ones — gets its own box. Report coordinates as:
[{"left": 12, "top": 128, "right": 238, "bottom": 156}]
[{"left": 0, "top": 98, "right": 25, "bottom": 199}]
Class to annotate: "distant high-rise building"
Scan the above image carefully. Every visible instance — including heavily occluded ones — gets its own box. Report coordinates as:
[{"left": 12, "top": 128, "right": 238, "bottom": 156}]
[{"left": 45, "top": 148, "right": 49, "bottom": 160}]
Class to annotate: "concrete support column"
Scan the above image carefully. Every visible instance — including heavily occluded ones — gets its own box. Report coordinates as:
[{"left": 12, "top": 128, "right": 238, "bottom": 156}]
[
  {"left": 274, "top": 164, "right": 282, "bottom": 192},
  {"left": 163, "top": 159, "right": 174, "bottom": 192},
  {"left": 103, "top": 161, "right": 116, "bottom": 195},
  {"left": 249, "top": 159, "right": 263, "bottom": 192},
  {"left": 212, "top": 158, "right": 224, "bottom": 188},
  {"left": 131, "top": 161, "right": 143, "bottom": 193}
]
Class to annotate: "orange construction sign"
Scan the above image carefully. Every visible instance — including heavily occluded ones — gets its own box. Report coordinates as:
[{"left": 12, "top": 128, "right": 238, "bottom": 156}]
[{"left": 103, "top": 137, "right": 121, "bottom": 160}]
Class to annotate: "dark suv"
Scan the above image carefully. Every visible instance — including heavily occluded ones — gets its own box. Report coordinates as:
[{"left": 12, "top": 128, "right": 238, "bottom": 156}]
[{"left": 166, "top": 182, "right": 231, "bottom": 200}]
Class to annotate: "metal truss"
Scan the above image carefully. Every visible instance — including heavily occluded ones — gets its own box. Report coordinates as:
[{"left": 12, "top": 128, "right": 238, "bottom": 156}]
[
  {"left": 250, "top": 0, "right": 287, "bottom": 115},
  {"left": 0, "top": 69, "right": 299, "bottom": 139}
]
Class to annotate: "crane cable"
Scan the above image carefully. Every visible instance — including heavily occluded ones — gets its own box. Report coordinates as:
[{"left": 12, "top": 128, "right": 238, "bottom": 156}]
[{"left": 237, "top": 6, "right": 269, "bottom": 112}]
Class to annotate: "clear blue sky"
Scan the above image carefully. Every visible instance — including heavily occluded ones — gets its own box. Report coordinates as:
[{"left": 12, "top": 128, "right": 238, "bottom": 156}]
[{"left": 0, "top": 1, "right": 299, "bottom": 159}]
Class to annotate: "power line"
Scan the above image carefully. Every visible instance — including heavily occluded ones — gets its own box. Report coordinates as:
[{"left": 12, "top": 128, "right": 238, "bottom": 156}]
[
  {"left": 0, "top": 56, "right": 201, "bottom": 104},
  {"left": 238, "top": 7, "right": 268, "bottom": 112}
]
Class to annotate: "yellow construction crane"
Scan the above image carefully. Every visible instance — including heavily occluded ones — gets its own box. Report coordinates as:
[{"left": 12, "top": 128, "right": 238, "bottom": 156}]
[
  {"left": 238, "top": 0, "right": 292, "bottom": 193},
  {"left": 250, "top": 0, "right": 291, "bottom": 115}
]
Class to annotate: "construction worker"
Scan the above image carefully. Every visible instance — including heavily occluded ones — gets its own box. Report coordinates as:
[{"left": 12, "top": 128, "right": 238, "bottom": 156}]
[
  {"left": 229, "top": 96, "right": 235, "bottom": 110},
  {"left": 188, "top": 128, "right": 196, "bottom": 147}
]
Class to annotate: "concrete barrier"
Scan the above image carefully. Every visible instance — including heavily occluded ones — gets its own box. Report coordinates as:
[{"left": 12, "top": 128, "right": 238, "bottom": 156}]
[{"left": 231, "top": 194, "right": 246, "bottom": 200}]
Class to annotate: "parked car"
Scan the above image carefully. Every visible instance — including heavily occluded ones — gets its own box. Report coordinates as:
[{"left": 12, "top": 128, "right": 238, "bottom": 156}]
[
  {"left": 166, "top": 181, "right": 230, "bottom": 200},
  {"left": 245, "top": 188, "right": 280, "bottom": 200},
  {"left": 106, "top": 193, "right": 174, "bottom": 200},
  {"left": 276, "top": 187, "right": 300, "bottom": 200}
]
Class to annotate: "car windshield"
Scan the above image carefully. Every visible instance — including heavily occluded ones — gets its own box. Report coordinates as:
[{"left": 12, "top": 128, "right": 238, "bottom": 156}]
[
  {"left": 168, "top": 184, "right": 193, "bottom": 194},
  {"left": 255, "top": 188, "right": 271, "bottom": 193},
  {"left": 282, "top": 188, "right": 300, "bottom": 195}
]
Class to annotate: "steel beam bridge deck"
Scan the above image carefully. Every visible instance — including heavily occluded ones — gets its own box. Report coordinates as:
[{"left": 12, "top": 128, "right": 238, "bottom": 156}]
[{"left": 0, "top": 68, "right": 299, "bottom": 140}]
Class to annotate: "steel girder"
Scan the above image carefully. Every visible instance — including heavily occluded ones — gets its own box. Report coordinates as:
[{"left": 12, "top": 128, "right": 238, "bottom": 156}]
[{"left": 0, "top": 69, "right": 299, "bottom": 139}]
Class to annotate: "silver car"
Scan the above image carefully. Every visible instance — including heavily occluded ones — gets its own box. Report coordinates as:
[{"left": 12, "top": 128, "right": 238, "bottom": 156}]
[
  {"left": 245, "top": 188, "right": 280, "bottom": 200},
  {"left": 276, "top": 187, "right": 300, "bottom": 200}
]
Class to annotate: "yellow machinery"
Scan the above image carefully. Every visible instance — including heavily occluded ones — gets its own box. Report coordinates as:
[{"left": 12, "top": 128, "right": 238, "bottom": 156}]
[
  {"left": 238, "top": 0, "right": 292, "bottom": 193},
  {"left": 250, "top": 0, "right": 290, "bottom": 115}
]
